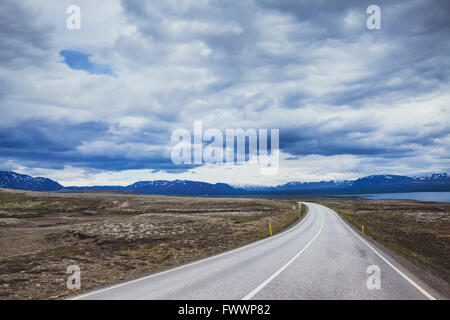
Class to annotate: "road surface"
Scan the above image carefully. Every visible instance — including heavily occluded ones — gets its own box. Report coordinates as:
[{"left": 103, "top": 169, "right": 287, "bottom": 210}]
[{"left": 71, "top": 202, "right": 438, "bottom": 300}]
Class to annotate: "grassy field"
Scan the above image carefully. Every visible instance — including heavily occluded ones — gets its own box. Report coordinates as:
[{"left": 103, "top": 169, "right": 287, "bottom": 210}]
[
  {"left": 0, "top": 189, "right": 303, "bottom": 299},
  {"left": 316, "top": 197, "right": 450, "bottom": 295}
]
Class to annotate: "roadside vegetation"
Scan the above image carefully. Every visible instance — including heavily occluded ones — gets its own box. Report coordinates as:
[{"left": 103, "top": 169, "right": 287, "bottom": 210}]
[{"left": 0, "top": 189, "right": 302, "bottom": 299}]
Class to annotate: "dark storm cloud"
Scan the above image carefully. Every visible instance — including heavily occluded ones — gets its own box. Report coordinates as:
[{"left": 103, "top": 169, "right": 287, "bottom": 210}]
[
  {"left": 0, "top": 0, "right": 54, "bottom": 68},
  {"left": 120, "top": 0, "right": 450, "bottom": 109},
  {"left": 0, "top": 119, "right": 107, "bottom": 169},
  {"left": 0, "top": 119, "right": 184, "bottom": 171},
  {"left": 0, "top": 119, "right": 107, "bottom": 152},
  {"left": 256, "top": 0, "right": 450, "bottom": 107}
]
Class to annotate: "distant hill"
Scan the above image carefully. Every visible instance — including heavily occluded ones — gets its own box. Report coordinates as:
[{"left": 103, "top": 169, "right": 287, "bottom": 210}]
[
  {"left": 127, "top": 180, "right": 238, "bottom": 196},
  {"left": 347, "top": 174, "right": 450, "bottom": 193},
  {"left": 0, "top": 171, "right": 63, "bottom": 191},
  {"left": 1, "top": 171, "right": 449, "bottom": 195},
  {"left": 253, "top": 174, "right": 450, "bottom": 195},
  {"left": 65, "top": 179, "right": 239, "bottom": 196}
]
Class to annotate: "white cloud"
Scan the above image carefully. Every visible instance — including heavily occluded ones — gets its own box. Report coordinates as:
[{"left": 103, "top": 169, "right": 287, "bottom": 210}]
[{"left": 0, "top": 0, "right": 449, "bottom": 185}]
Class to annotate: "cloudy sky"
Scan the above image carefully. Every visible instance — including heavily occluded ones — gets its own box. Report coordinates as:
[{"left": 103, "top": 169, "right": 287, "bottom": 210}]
[{"left": 0, "top": 0, "right": 449, "bottom": 186}]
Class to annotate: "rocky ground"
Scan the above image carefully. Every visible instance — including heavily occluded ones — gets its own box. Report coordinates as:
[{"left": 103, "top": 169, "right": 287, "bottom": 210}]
[{"left": 0, "top": 189, "right": 301, "bottom": 299}]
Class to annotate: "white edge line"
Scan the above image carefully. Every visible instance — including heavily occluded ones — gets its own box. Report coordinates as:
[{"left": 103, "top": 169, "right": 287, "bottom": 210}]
[
  {"left": 69, "top": 202, "right": 310, "bottom": 300},
  {"left": 241, "top": 206, "right": 323, "bottom": 300},
  {"left": 333, "top": 207, "right": 436, "bottom": 300}
]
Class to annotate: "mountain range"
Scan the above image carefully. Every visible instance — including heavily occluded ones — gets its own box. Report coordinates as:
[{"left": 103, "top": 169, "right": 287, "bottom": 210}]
[
  {"left": 0, "top": 171, "right": 449, "bottom": 195},
  {"left": 0, "top": 171, "right": 63, "bottom": 191}
]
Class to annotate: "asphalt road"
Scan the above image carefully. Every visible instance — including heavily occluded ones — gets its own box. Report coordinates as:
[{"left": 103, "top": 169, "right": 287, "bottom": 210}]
[{"left": 71, "top": 202, "right": 438, "bottom": 300}]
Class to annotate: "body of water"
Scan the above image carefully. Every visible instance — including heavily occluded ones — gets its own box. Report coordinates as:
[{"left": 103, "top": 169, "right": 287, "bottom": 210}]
[{"left": 356, "top": 192, "right": 450, "bottom": 203}]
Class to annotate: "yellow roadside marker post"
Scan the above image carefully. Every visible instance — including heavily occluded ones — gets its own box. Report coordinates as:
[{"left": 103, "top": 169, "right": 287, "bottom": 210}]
[
  {"left": 269, "top": 223, "right": 273, "bottom": 236},
  {"left": 362, "top": 225, "right": 365, "bottom": 236}
]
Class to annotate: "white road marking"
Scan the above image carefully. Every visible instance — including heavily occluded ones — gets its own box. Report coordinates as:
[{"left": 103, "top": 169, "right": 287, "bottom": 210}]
[
  {"left": 242, "top": 205, "right": 324, "bottom": 300},
  {"left": 69, "top": 203, "right": 311, "bottom": 300},
  {"left": 333, "top": 207, "right": 436, "bottom": 300}
]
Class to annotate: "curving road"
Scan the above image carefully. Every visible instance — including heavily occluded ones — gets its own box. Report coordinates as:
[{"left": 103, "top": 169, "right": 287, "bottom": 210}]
[{"left": 71, "top": 202, "right": 438, "bottom": 300}]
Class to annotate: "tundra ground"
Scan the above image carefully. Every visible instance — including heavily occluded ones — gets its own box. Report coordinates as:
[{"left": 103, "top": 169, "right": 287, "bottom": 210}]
[{"left": 0, "top": 189, "right": 302, "bottom": 299}]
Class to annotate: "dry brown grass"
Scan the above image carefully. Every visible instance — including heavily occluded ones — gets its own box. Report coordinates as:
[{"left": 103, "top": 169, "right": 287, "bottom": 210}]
[{"left": 0, "top": 188, "right": 301, "bottom": 299}]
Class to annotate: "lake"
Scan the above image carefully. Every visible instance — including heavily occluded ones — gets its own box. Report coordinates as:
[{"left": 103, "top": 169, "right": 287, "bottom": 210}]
[{"left": 357, "top": 192, "right": 450, "bottom": 203}]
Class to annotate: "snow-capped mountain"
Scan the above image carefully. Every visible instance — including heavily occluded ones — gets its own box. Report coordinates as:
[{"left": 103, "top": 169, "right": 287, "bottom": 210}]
[
  {"left": 276, "top": 180, "right": 352, "bottom": 191},
  {"left": 414, "top": 173, "right": 449, "bottom": 183},
  {"left": 239, "top": 174, "right": 450, "bottom": 194},
  {"left": 65, "top": 179, "right": 239, "bottom": 195},
  {"left": 127, "top": 180, "right": 238, "bottom": 195},
  {"left": 0, "top": 171, "right": 63, "bottom": 191}
]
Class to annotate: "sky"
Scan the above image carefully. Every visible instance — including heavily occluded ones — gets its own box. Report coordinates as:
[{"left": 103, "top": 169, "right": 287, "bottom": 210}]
[{"left": 0, "top": 0, "right": 449, "bottom": 186}]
